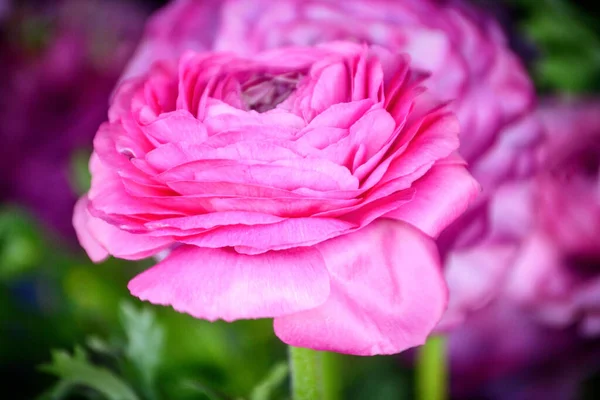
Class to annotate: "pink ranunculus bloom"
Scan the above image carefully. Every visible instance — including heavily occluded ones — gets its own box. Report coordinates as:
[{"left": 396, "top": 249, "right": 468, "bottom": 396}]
[
  {"left": 126, "top": 0, "right": 535, "bottom": 183},
  {"left": 122, "top": 0, "right": 540, "bottom": 329},
  {"left": 74, "top": 41, "right": 479, "bottom": 355},
  {"left": 504, "top": 100, "right": 600, "bottom": 336}
]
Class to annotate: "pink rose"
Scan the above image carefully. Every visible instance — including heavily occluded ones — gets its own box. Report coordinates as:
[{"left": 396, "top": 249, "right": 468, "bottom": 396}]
[{"left": 74, "top": 41, "right": 479, "bottom": 355}]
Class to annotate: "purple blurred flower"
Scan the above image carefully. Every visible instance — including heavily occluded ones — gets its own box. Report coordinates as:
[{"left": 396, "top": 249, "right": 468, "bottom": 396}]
[{"left": 0, "top": 0, "right": 148, "bottom": 238}]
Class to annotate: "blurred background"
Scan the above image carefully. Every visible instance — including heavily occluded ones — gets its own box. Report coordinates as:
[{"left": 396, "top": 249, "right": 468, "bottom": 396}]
[{"left": 1, "top": 0, "right": 600, "bottom": 399}]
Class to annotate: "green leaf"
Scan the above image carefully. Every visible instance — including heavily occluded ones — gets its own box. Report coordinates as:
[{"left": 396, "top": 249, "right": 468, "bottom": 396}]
[
  {"left": 86, "top": 336, "right": 122, "bottom": 360},
  {"left": 120, "top": 301, "right": 165, "bottom": 400},
  {"left": 41, "top": 346, "right": 139, "bottom": 400},
  {"left": 250, "top": 362, "right": 289, "bottom": 400},
  {"left": 177, "top": 379, "right": 226, "bottom": 400}
]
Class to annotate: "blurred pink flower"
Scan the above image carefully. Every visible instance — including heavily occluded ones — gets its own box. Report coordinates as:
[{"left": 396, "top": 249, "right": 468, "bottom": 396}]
[
  {"left": 0, "top": 0, "right": 148, "bottom": 238},
  {"left": 444, "top": 100, "right": 600, "bottom": 397},
  {"left": 505, "top": 100, "right": 600, "bottom": 336},
  {"left": 74, "top": 42, "right": 479, "bottom": 355},
  {"left": 439, "top": 178, "right": 537, "bottom": 328}
]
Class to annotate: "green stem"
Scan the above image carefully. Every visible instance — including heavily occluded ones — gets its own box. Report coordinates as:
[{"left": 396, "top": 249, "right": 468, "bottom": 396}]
[
  {"left": 416, "top": 336, "right": 448, "bottom": 400},
  {"left": 288, "top": 346, "right": 340, "bottom": 400}
]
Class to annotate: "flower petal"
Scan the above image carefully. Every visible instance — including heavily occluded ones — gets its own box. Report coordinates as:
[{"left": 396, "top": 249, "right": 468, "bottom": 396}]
[
  {"left": 274, "top": 218, "right": 447, "bottom": 355},
  {"left": 73, "top": 197, "right": 109, "bottom": 263},
  {"left": 73, "top": 196, "right": 172, "bottom": 262},
  {"left": 128, "top": 245, "right": 330, "bottom": 321},
  {"left": 385, "top": 162, "right": 480, "bottom": 237}
]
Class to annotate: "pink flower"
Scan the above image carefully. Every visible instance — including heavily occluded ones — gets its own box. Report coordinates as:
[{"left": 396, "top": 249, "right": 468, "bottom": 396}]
[
  {"left": 439, "top": 176, "right": 539, "bottom": 328},
  {"left": 126, "top": 0, "right": 535, "bottom": 182},
  {"left": 427, "top": 99, "right": 600, "bottom": 396},
  {"left": 74, "top": 42, "right": 479, "bottom": 355},
  {"left": 122, "top": 0, "right": 540, "bottom": 329},
  {"left": 504, "top": 100, "right": 600, "bottom": 336},
  {"left": 439, "top": 99, "right": 600, "bottom": 396}
]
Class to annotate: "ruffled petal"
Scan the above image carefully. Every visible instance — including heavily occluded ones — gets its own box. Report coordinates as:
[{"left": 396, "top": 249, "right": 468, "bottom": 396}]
[
  {"left": 274, "top": 218, "right": 447, "bottom": 355},
  {"left": 128, "top": 244, "right": 330, "bottom": 321},
  {"left": 73, "top": 196, "right": 172, "bottom": 262},
  {"left": 73, "top": 197, "right": 109, "bottom": 262},
  {"left": 386, "top": 163, "right": 480, "bottom": 237}
]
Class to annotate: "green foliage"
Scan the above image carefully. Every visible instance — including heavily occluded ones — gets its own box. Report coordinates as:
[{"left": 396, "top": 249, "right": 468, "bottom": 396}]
[
  {"left": 250, "top": 362, "right": 289, "bottom": 400},
  {"left": 513, "top": 0, "right": 600, "bottom": 93},
  {"left": 39, "top": 300, "right": 290, "bottom": 400},
  {"left": 0, "top": 206, "right": 44, "bottom": 280},
  {"left": 41, "top": 346, "right": 139, "bottom": 400},
  {"left": 120, "top": 302, "right": 165, "bottom": 400},
  {"left": 40, "top": 303, "right": 168, "bottom": 400}
]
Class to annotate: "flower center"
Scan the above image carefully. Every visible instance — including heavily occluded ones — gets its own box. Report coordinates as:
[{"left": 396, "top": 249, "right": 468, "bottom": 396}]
[{"left": 241, "top": 72, "right": 303, "bottom": 113}]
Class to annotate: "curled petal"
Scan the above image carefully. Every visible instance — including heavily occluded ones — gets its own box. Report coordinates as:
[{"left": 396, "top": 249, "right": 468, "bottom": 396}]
[
  {"left": 73, "top": 197, "right": 109, "bottom": 262},
  {"left": 386, "top": 162, "right": 480, "bottom": 237},
  {"left": 128, "top": 245, "right": 330, "bottom": 321},
  {"left": 274, "top": 218, "right": 447, "bottom": 355},
  {"left": 74, "top": 196, "right": 172, "bottom": 262}
]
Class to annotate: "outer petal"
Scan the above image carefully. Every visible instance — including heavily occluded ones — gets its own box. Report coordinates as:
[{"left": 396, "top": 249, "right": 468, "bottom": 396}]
[
  {"left": 74, "top": 196, "right": 172, "bottom": 262},
  {"left": 274, "top": 218, "right": 447, "bottom": 355},
  {"left": 128, "top": 245, "right": 330, "bottom": 321},
  {"left": 385, "top": 162, "right": 480, "bottom": 237},
  {"left": 73, "top": 196, "right": 109, "bottom": 262}
]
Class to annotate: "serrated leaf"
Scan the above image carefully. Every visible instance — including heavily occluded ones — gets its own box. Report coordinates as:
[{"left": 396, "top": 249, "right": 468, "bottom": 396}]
[
  {"left": 120, "top": 301, "right": 165, "bottom": 399},
  {"left": 41, "top": 346, "right": 139, "bottom": 400},
  {"left": 250, "top": 363, "right": 289, "bottom": 400},
  {"left": 86, "top": 336, "right": 122, "bottom": 361}
]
